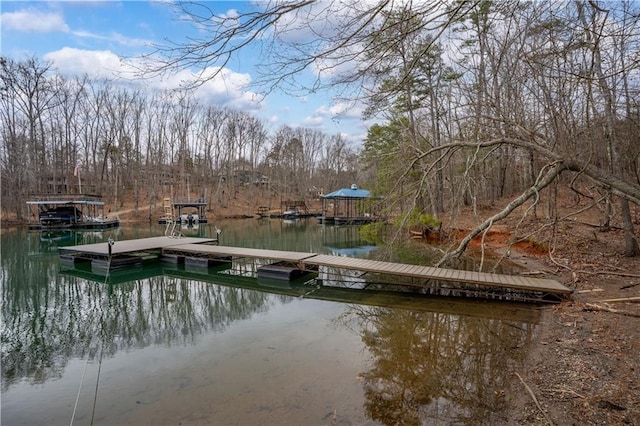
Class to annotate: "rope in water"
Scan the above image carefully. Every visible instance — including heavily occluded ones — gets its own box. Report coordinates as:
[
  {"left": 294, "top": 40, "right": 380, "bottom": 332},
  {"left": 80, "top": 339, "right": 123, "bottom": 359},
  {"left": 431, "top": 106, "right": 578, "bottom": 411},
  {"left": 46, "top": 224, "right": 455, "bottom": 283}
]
[
  {"left": 69, "top": 353, "right": 90, "bottom": 426},
  {"left": 90, "top": 345, "right": 104, "bottom": 426},
  {"left": 70, "top": 237, "right": 113, "bottom": 426}
]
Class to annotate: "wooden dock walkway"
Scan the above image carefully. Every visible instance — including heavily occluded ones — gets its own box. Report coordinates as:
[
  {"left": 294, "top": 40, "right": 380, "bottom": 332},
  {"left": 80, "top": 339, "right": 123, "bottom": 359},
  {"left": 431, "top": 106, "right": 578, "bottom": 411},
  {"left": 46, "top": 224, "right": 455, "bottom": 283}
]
[
  {"left": 58, "top": 236, "right": 218, "bottom": 256},
  {"left": 58, "top": 237, "right": 572, "bottom": 300},
  {"left": 168, "top": 243, "right": 316, "bottom": 263},
  {"left": 160, "top": 244, "right": 570, "bottom": 296}
]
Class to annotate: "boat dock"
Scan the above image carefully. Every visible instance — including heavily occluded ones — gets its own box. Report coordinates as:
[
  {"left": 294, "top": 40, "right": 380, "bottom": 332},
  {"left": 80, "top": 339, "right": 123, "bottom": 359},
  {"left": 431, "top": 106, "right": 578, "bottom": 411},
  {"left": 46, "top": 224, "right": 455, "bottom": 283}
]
[
  {"left": 58, "top": 236, "right": 572, "bottom": 301},
  {"left": 60, "top": 261, "right": 543, "bottom": 323},
  {"left": 59, "top": 236, "right": 217, "bottom": 256},
  {"left": 158, "top": 197, "right": 209, "bottom": 224},
  {"left": 27, "top": 193, "right": 120, "bottom": 230}
]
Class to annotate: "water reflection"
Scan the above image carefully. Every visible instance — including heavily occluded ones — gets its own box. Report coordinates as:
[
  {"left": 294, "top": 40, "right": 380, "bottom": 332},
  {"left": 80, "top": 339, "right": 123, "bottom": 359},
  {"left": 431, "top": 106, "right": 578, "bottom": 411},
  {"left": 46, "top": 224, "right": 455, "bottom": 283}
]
[
  {"left": 2, "top": 226, "right": 286, "bottom": 392},
  {"left": 30, "top": 228, "right": 120, "bottom": 255},
  {"left": 2, "top": 223, "right": 541, "bottom": 424},
  {"left": 2, "top": 267, "right": 281, "bottom": 392},
  {"left": 337, "top": 304, "right": 533, "bottom": 424}
]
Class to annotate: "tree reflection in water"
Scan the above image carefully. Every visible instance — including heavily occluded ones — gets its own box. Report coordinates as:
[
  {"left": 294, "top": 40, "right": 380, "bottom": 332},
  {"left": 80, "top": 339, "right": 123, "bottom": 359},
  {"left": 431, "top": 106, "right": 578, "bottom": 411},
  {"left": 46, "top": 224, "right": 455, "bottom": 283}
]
[
  {"left": 337, "top": 304, "right": 534, "bottom": 424},
  {"left": 1, "top": 268, "right": 281, "bottom": 391}
]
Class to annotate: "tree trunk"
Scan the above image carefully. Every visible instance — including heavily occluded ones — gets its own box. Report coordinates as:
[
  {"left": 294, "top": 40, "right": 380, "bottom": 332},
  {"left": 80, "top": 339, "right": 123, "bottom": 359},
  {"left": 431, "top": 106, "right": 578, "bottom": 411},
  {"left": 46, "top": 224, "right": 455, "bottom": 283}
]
[
  {"left": 620, "top": 198, "right": 640, "bottom": 257},
  {"left": 437, "top": 161, "right": 567, "bottom": 266}
]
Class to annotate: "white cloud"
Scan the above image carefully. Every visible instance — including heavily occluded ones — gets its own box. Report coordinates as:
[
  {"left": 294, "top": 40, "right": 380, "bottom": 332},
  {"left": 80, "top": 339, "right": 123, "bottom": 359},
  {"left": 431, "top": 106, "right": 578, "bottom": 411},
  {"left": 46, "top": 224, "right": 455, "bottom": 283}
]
[
  {"left": 341, "top": 130, "right": 367, "bottom": 147},
  {"left": 268, "top": 0, "right": 372, "bottom": 82},
  {"left": 220, "top": 9, "right": 240, "bottom": 19},
  {"left": 179, "top": 67, "right": 263, "bottom": 111},
  {"left": 44, "top": 47, "right": 264, "bottom": 111},
  {"left": 44, "top": 47, "right": 127, "bottom": 79},
  {"left": 272, "top": 1, "right": 350, "bottom": 45},
  {"left": 177, "top": 5, "right": 240, "bottom": 34},
  {"left": 1, "top": 9, "right": 70, "bottom": 33},
  {"left": 303, "top": 115, "right": 324, "bottom": 127},
  {"left": 314, "top": 101, "right": 363, "bottom": 120},
  {"left": 71, "top": 30, "right": 152, "bottom": 48},
  {"left": 301, "top": 99, "right": 369, "bottom": 145},
  {"left": 2, "top": 7, "right": 150, "bottom": 48}
]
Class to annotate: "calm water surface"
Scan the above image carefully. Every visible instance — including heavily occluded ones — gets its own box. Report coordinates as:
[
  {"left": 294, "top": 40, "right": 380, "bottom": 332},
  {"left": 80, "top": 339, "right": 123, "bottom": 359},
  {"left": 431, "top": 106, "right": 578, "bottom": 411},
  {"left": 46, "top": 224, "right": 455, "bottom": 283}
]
[{"left": 2, "top": 219, "right": 540, "bottom": 425}]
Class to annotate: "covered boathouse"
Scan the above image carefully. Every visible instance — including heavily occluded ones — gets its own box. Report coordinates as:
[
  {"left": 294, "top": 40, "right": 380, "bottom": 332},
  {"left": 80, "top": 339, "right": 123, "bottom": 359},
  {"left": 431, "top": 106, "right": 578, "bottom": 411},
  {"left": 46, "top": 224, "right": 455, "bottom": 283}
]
[
  {"left": 26, "top": 194, "right": 120, "bottom": 230},
  {"left": 319, "top": 184, "right": 382, "bottom": 225},
  {"left": 159, "top": 197, "right": 208, "bottom": 224}
]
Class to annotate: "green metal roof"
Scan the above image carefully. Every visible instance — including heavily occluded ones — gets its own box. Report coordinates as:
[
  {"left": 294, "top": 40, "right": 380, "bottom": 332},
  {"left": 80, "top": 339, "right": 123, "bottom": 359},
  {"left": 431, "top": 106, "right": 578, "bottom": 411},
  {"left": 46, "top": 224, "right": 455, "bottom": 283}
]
[{"left": 323, "top": 185, "right": 370, "bottom": 199}]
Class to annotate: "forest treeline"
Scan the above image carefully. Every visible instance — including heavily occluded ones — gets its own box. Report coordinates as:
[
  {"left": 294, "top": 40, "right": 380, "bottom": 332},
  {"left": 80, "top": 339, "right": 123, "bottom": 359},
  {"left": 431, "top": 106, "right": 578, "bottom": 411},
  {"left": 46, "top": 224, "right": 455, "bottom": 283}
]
[
  {"left": 0, "top": 56, "right": 361, "bottom": 218},
  {"left": 2, "top": 1, "right": 640, "bottom": 256}
]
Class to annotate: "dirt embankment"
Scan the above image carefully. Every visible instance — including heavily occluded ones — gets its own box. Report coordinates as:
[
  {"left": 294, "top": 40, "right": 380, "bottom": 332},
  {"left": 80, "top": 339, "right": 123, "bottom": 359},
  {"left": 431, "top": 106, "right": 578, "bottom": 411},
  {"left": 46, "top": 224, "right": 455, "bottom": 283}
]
[{"left": 446, "top": 200, "right": 640, "bottom": 425}]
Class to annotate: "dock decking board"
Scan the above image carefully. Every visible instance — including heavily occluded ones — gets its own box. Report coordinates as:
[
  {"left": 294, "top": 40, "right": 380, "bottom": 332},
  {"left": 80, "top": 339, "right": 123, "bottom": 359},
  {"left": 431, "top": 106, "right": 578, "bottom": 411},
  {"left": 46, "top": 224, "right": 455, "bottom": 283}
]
[
  {"left": 399, "top": 265, "right": 413, "bottom": 274},
  {"left": 406, "top": 265, "right": 423, "bottom": 276},
  {"left": 305, "top": 254, "right": 571, "bottom": 295},
  {"left": 362, "top": 260, "right": 371, "bottom": 267},
  {"left": 58, "top": 237, "right": 572, "bottom": 297},
  {"left": 164, "top": 244, "right": 317, "bottom": 263},
  {"left": 513, "top": 276, "right": 530, "bottom": 288},
  {"left": 57, "top": 236, "right": 218, "bottom": 255},
  {"left": 433, "top": 268, "right": 447, "bottom": 279}
]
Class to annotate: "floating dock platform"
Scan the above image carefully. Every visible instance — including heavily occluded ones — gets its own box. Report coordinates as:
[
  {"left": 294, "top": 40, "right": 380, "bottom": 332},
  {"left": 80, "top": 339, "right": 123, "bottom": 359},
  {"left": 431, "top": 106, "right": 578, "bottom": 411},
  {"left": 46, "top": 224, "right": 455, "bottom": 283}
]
[{"left": 58, "top": 236, "right": 573, "bottom": 302}]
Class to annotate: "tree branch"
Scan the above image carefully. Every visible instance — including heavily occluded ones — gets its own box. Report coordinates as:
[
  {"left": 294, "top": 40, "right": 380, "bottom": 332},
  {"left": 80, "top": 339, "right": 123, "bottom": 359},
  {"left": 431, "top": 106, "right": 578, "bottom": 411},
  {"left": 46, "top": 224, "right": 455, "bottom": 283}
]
[{"left": 436, "top": 161, "right": 567, "bottom": 267}]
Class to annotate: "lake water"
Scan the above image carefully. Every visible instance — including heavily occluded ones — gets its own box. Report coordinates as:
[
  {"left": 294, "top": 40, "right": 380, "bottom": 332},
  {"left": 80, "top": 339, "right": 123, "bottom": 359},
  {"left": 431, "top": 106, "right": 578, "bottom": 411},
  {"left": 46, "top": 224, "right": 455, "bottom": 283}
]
[{"left": 1, "top": 219, "right": 540, "bottom": 425}]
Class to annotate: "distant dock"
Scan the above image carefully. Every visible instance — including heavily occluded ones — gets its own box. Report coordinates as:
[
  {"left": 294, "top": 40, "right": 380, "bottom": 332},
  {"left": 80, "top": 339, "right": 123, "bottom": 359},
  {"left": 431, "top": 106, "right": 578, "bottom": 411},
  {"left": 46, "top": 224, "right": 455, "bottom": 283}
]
[
  {"left": 27, "top": 193, "right": 119, "bottom": 230},
  {"left": 58, "top": 236, "right": 573, "bottom": 302}
]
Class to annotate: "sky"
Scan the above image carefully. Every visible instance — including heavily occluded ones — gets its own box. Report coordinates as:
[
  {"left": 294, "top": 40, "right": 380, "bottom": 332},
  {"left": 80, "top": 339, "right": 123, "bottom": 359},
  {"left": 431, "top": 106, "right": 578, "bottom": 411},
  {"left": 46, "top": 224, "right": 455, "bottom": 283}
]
[{"left": 1, "top": 0, "right": 369, "bottom": 145}]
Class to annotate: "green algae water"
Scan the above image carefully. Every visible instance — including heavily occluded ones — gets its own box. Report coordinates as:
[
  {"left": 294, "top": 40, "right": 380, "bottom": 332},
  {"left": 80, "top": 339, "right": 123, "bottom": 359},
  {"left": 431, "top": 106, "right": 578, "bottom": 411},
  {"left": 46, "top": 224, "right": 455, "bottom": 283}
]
[{"left": 1, "top": 219, "right": 539, "bottom": 425}]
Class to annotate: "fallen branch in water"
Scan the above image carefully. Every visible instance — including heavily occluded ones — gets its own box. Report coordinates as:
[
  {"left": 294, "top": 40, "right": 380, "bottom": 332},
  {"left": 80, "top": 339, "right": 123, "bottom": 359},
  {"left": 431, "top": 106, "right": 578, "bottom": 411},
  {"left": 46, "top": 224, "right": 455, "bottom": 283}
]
[
  {"left": 580, "top": 271, "right": 640, "bottom": 279},
  {"left": 520, "top": 270, "right": 553, "bottom": 276},
  {"left": 515, "top": 372, "right": 554, "bottom": 426}
]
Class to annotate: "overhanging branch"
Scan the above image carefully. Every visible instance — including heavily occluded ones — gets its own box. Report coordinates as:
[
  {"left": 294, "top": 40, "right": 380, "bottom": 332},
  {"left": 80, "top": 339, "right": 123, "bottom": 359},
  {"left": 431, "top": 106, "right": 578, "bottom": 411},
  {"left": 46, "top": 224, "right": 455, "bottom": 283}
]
[{"left": 436, "top": 161, "right": 567, "bottom": 267}]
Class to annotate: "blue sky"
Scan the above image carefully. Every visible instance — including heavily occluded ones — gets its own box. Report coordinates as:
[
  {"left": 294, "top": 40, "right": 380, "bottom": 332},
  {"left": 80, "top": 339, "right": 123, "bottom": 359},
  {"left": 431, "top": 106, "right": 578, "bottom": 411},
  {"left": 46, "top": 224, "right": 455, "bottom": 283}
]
[{"left": 1, "top": 1, "right": 368, "bottom": 145}]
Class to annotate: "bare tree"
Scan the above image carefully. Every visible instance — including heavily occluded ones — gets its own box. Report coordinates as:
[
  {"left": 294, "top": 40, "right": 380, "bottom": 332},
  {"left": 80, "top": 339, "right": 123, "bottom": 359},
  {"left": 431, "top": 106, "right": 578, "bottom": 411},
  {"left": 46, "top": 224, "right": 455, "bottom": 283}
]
[
  {"left": 141, "top": 1, "right": 475, "bottom": 94},
  {"left": 0, "top": 55, "right": 351, "bottom": 220},
  {"left": 0, "top": 56, "right": 59, "bottom": 217},
  {"left": 575, "top": 0, "right": 640, "bottom": 255}
]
